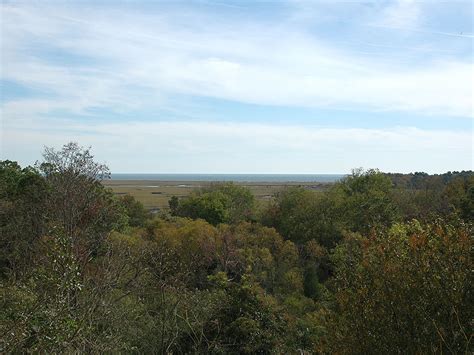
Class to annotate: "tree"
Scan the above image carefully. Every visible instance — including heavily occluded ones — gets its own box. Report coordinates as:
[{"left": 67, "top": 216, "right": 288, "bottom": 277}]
[
  {"left": 39, "top": 142, "right": 127, "bottom": 267},
  {"left": 326, "top": 220, "right": 473, "bottom": 353},
  {"left": 205, "top": 274, "right": 286, "bottom": 354},
  {"left": 0, "top": 161, "right": 48, "bottom": 278},
  {"left": 168, "top": 195, "right": 179, "bottom": 215},
  {"left": 118, "top": 195, "right": 148, "bottom": 227},
  {"left": 171, "top": 182, "right": 255, "bottom": 225},
  {"left": 331, "top": 168, "right": 400, "bottom": 234},
  {"left": 1, "top": 144, "right": 130, "bottom": 352},
  {"left": 261, "top": 187, "right": 342, "bottom": 248}
]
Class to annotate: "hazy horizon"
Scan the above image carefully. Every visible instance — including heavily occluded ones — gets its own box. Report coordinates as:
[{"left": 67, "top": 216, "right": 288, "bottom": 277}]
[
  {"left": 1, "top": 1, "right": 473, "bottom": 173},
  {"left": 108, "top": 170, "right": 469, "bottom": 175}
]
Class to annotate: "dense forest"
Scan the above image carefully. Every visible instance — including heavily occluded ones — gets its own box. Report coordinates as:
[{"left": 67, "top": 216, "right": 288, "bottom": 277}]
[{"left": 1, "top": 143, "right": 472, "bottom": 353}]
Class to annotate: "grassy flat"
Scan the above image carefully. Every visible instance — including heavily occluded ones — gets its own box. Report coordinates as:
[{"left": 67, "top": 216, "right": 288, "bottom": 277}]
[{"left": 102, "top": 180, "right": 330, "bottom": 210}]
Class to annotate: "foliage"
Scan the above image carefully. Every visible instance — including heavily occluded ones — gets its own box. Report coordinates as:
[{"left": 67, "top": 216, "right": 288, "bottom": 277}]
[
  {"left": 262, "top": 187, "right": 342, "bottom": 248},
  {"left": 389, "top": 172, "right": 474, "bottom": 222},
  {"left": 204, "top": 275, "right": 286, "bottom": 354},
  {"left": 39, "top": 142, "right": 128, "bottom": 266},
  {"left": 0, "top": 161, "right": 48, "bottom": 278},
  {"left": 170, "top": 182, "right": 255, "bottom": 225},
  {"left": 263, "top": 169, "right": 400, "bottom": 247},
  {"left": 118, "top": 194, "right": 148, "bottom": 227},
  {"left": 326, "top": 220, "right": 473, "bottom": 353},
  {"left": 1, "top": 144, "right": 473, "bottom": 353},
  {"left": 332, "top": 168, "right": 401, "bottom": 234}
]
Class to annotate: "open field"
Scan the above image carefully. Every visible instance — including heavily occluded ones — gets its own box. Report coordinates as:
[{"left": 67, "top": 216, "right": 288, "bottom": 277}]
[{"left": 102, "top": 180, "right": 331, "bottom": 210}]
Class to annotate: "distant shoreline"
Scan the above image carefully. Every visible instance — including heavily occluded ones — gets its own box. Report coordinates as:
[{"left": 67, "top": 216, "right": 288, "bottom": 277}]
[
  {"left": 109, "top": 173, "right": 346, "bottom": 183},
  {"left": 103, "top": 179, "right": 332, "bottom": 187}
]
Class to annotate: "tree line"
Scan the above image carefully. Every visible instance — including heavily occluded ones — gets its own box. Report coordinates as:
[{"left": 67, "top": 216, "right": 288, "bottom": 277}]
[{"left": 1, "top": 143, "right": 472, "bottom": 353}]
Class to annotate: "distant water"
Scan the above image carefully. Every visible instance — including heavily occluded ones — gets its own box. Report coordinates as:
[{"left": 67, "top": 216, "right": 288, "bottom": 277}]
[{"left": 110, "top": 174, "right": 345, "bottom": 183}]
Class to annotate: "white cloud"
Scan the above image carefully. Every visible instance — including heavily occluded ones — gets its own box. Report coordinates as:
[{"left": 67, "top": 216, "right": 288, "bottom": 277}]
[
  {"left": 1, "top": 2, "right": 473, "bottom": 119},
  {"left": 1, "top": 2, "right": 472, "bottom": 173},
  {"left": 2, "top": 120, "right": 472, "bottom": 174}
]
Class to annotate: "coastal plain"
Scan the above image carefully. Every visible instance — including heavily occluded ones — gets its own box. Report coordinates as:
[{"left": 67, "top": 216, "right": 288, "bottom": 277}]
[{"left": 102, "top": 180, "right": 331, "bottom": 210}]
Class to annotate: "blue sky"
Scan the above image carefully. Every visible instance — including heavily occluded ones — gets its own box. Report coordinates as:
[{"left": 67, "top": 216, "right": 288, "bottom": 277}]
[{"left": 1, "top": 0, "right": 473, "bottom": 173}]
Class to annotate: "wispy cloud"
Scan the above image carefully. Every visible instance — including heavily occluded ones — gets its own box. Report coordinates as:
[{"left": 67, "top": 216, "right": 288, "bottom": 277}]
[
  {"left": 1, "top": 1, "right": 472, "bottom": 173},
  {"left": 374, "top": 0, "right": 422, "bottom": 29},
  {"left": 1, "top": 2, "right": 472, "bottom": 119},
  {"left": 370, "top": 0, "right": 473, "bottom": 39}
]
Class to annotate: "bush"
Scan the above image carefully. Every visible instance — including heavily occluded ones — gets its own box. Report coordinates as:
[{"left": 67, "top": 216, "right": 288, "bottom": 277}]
[{"left": 170, "top": 182, "right": 255, "bottom": 225}]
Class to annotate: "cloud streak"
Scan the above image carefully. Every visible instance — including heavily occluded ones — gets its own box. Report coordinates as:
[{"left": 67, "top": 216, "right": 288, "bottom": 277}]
[
  {"left": 1, "top": 1, "right": 472, "bottom": 173},
  {"left": 374, "top": 0, "right": 422, "bottom": 29},
  {"left": 2, "top": 2, "right": 473, "bottom": 119}
]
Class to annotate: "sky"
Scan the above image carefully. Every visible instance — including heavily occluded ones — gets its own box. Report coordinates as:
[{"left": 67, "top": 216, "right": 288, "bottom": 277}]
[{"left": 1, "top": 0, "right": 473, "bottom": 174}]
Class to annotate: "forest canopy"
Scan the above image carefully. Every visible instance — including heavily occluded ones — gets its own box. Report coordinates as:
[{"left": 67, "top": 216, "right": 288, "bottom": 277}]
[{"left": 0, "top": 143, "right": 472, "bottom": 353}]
